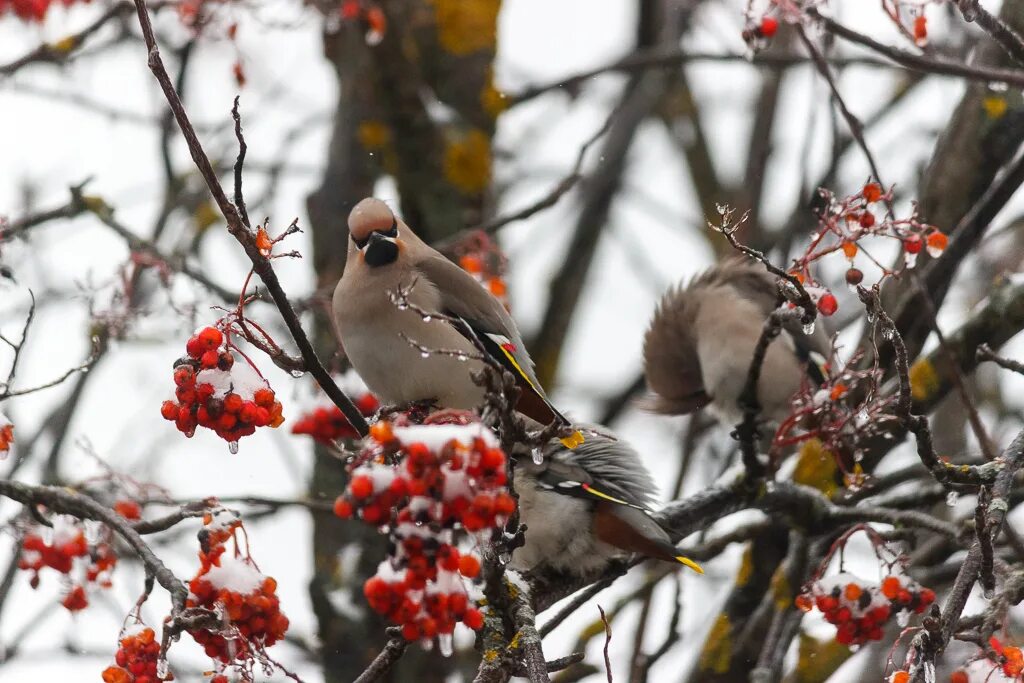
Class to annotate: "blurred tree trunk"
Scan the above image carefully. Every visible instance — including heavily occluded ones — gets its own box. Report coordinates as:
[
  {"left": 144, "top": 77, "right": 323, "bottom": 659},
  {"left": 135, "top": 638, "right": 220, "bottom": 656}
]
[{"left": 304, "top": 2, "right": 502, "bottom": 680}]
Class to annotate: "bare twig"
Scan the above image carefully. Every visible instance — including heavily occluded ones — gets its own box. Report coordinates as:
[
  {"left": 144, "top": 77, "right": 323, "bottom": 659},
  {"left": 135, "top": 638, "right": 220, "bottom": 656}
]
[
  {"left": 352, "top": 629, "right": 408, "bottom": 683},
  {"left": 955, "top": 0, "right": 1024, "bottom": 67},
  {"left": 599, "top": 605, "right": 613, "bottom": 683},
  {"left": 977, "top": 343, "right": 1024, "bottom": 376}
]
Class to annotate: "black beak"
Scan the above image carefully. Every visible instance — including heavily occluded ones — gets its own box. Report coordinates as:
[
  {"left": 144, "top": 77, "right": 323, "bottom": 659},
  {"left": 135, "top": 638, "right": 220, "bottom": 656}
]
[{"left": 364, "top": 232, "right": 399, "bottom": 267}]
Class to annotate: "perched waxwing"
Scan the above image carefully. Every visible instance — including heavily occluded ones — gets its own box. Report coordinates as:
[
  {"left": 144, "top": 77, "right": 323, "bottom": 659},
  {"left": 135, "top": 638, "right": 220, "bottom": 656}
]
[
  {"left": 511, "top": 428, "right": 703, "bottom": 577},
  {"left": 643, "top": 258, "right": 829, "bottom": 426},
  {"left": 333, "top": 198, "right": 583, "bottom": 448}
]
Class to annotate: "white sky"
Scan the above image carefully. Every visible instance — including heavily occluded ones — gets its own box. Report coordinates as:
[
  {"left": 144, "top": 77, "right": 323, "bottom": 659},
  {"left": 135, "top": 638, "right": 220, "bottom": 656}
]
[{"left": 0, "top": 0, "right": 1022, "bottom": 681}]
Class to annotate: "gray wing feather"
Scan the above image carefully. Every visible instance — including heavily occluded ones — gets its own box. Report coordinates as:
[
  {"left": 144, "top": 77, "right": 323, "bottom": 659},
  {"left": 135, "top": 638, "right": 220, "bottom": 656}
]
[
  {"left": 413, "top": 253, "right": 541, "bottom": 388},
  {"left": 537, "top": 430, "right": 657, "bottom": 509}
]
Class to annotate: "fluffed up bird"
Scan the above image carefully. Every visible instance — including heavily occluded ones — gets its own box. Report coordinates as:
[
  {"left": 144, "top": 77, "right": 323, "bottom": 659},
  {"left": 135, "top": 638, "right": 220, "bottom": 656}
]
[
  {"left": 511, "top": 429, "right": 703, "bottom": 577},
  {"left": 643, "top": 258, "right": 829, "bottom": 426},
  {"left": 333, "top": 198, "right": 583, "bottom": 448}
]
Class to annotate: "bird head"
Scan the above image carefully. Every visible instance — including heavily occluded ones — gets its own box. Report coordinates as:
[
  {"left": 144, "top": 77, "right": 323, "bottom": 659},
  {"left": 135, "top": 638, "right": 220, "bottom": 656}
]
[{"left": 347, "top": 197, "right": 405, "bottom": 268}]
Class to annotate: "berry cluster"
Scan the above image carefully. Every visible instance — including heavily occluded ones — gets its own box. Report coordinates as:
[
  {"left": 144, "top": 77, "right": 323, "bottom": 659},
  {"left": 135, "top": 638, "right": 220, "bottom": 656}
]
[
  {"left": 161, "top": 326, "right": 284, "bottom": 450},
  {"left": 292, "top": 393, "right": 379, "bottom": 445},
  {"left": 772, "top": 347, "right": 899, "bottom": 482},
  {"left": 336, "top": 415, "right": 513, "bottom": 646},
  {"left": 101, "top": 625, "right": 170, "bottom": 683},
  {"left": 0, "top": 410, "right": 12, "bottom": 458},
  {"left": 453, "top": 231, "right": 509, "bottom": 307},
  {"left": 0, "top": 0, "right": 89, "bottom": 23},
  {"left": 185, "top": 512, "right": 289, "bottom": 666},
  {"left": 796, "top": 573, "right": 935, "bottom": 646},
  {"left": 18, "top": 516, "right": 118, "bottom": 612}
]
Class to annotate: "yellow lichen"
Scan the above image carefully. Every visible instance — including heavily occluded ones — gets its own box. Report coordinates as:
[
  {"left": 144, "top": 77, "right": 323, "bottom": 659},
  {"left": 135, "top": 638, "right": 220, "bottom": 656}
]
[
  {"left": 792, "top": 631, "right": 852, "bottom": 682},
  {"left": 51, "top": 35, "right": 78, "bottom": 53},
  {"left": 735, "top": 545, "right": 754, "bottom": 587},
  {"left": 482, "top": 649, "right": 499, "bottom": 662},
  {"left": 909, "top": 358, "right": 940, "bottom": 402},
  {"left": 770, "top": 568, "right": 792, "bottom": 611},
  {"left": 357, "top": 120, "right": 391, "bottom": 150},
  {"left": 480, "top": 68, "right": 508, "bottom": 119},
  {"left": 443, "top": 129, "right": 492, "bottom": 194},
  {"left": 983, "top": 96, "right": 1008, "bottom": 120},
  {"left": 793, "top": 438, "right": 839, "bottom": 497},
  {"left": 508, "top": 630, "right": 521, "bottom": 649},
  {"left": 433, "top": 0, "right": 500, "bottom": 56},
  {"left": 697, "top": 614, "right": 733, "bottom": 673}
]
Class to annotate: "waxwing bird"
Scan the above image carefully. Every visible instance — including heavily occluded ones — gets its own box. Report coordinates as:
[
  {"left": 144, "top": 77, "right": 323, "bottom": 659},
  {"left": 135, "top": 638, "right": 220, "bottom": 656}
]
[
  {"left": 511, "top": 429, "right": 703, "bottom": 577},
  {"left": 333, "top": 198, "right": 583, "bottom": 448},
  {"left": 643, "top": 258, "right": 829, "bottom": 426}
]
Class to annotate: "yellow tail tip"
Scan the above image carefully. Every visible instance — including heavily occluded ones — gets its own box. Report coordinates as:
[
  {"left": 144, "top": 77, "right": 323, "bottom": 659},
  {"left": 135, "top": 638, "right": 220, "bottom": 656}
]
[
  {"left": 559, "top": 431, "right": 585, "bottom": 449},
  {"left": 676, "top": 556, "right": 704, "bottom": 574}
]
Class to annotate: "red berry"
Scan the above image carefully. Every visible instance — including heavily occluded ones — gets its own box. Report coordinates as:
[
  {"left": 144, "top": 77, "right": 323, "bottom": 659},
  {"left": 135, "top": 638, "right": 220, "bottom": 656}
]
[
  {"left": 817, "top": 293, "right": 838, "bottom": 316},
  {"left": 200, "top": 350, "right": 219, "bottom": 369},
  {"left": 845, "top": 268, "right": 863, "bottom": 286},
  {"left": 904, "top": 233, "right": 923, "bottom": 254},
  {"left": 253, "top": 388, "right": 275, "bottom": 407},
  {"left": 197, "top": 326, "right": 223, "bottom": 350},
  {"left": 863, "top": 183, "right": 882, "bottom": 203},
  {"left": 760, "top": 16, "right": 778, "bottom": 37},
  {"left": 185, "top": 336, "right": 204, "bottom": 359},
  {"left": 350, "top": 475, "right": 374, "bottom": 499},
  {"left": 458, "top": 554, "right": 481, "bottom": 579},
  {"left": 859, "top": 212, "right": 875, "bottom": 228},
  {"left": 224, "top": 393, "right": 243, "bottom": 413},
  {"left": 463, "top": 607, "right": 484, "bottom": 629},
  {"left": 160, "top": 401, "right": 179, "bottom": 421},
  {"left": 333, "top": 497, "right": 353, "bottom": 518}
]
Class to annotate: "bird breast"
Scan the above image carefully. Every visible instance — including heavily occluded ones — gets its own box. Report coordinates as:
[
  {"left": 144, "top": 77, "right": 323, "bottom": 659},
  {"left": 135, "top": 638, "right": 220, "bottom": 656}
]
[{"left": 333, "top": 266, "right": 487, "bottom": 408}]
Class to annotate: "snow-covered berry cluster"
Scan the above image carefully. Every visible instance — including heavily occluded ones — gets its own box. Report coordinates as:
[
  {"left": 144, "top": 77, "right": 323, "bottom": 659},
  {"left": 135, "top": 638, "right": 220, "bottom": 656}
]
[
  {"left": 160, "top": 326, "right": 284, "bottom": 450},
  {"left": 336, "top": 414, "right": 513, "bottom": 646},
  {"left": 185, "top": 511, "right": 289, "bottom": 668},
  {"left": 796, "top": 573, "right": 935, "bottom": 646},
  {"left": 0, "top": 410, "right": 12, "bottom": 458},
  {"left": 18, "top": 515, "right": 118, "bottom": 612},
  {"left": 292, "top": 393, "right": 379, "bottom": 445},
  {"left": 101, "top": 625, "right": 170, "bottom": 683}
]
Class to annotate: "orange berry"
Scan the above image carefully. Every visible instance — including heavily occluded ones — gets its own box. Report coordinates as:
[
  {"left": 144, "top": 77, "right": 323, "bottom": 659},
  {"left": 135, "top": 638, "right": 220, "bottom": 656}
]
[
  {"left": 333, "top": 497, "right": 353, "bottom": 518},
  {"left": 370, "top": 421, "right": 394, "bottom": 443},
  {"left": 890, "top": 671, "right": 909, "bottom": 683},
  {"left": 926, "top": 230, "right": 948, "bottom": 254},
  {"left": 881, "top": 576, "right": 901, "bottom": 599},
  {"left": 830, "top": 384, "right": 848, "bottom": 401},
  {"left": 459, "top": 255, "right": 483, "bottom": 273},
  {"left": 863, "top": 182, "right": 883, "bottom": 203},
  {"left": 458, "top": 554, "right": 481, "bottom": 578},
  {"left": 950, "top": 671, "right": 969, "bottom": 683},
  {"left": 842, "top": 241, "right": 858, "bottom": 259},
  {"left": 844, "top": 582, "right": 861, "bottom": 601},
  {"left": 487, "top": 278, "right": 507, "bottom": 297}
]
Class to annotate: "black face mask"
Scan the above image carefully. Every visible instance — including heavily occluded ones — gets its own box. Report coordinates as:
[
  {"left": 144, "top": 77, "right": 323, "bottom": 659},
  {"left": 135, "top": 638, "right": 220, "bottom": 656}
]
[{"left": 364, "top": 232, "right": 399, "bottom": 267}]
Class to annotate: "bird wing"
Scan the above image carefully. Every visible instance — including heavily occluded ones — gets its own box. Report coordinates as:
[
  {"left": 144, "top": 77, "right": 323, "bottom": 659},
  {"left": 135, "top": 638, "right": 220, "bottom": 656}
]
[
  {"left": 720, "top": 259, "right": 831, "bottom": 385},
  {"left": 415, "top": 253, "right": 583, "bottom": 447},
  {"left": 592, "top": 502, "right": 703, "bottom": 573}
]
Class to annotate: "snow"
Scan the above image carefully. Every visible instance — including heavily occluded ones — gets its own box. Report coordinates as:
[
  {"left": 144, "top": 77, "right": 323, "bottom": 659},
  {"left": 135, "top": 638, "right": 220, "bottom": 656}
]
[
  {"left": 393, "top": 423, "right": 499, "bottom": 450},
  {"left": 204, "top": 555, "right": 266, "bottom": 595}
]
